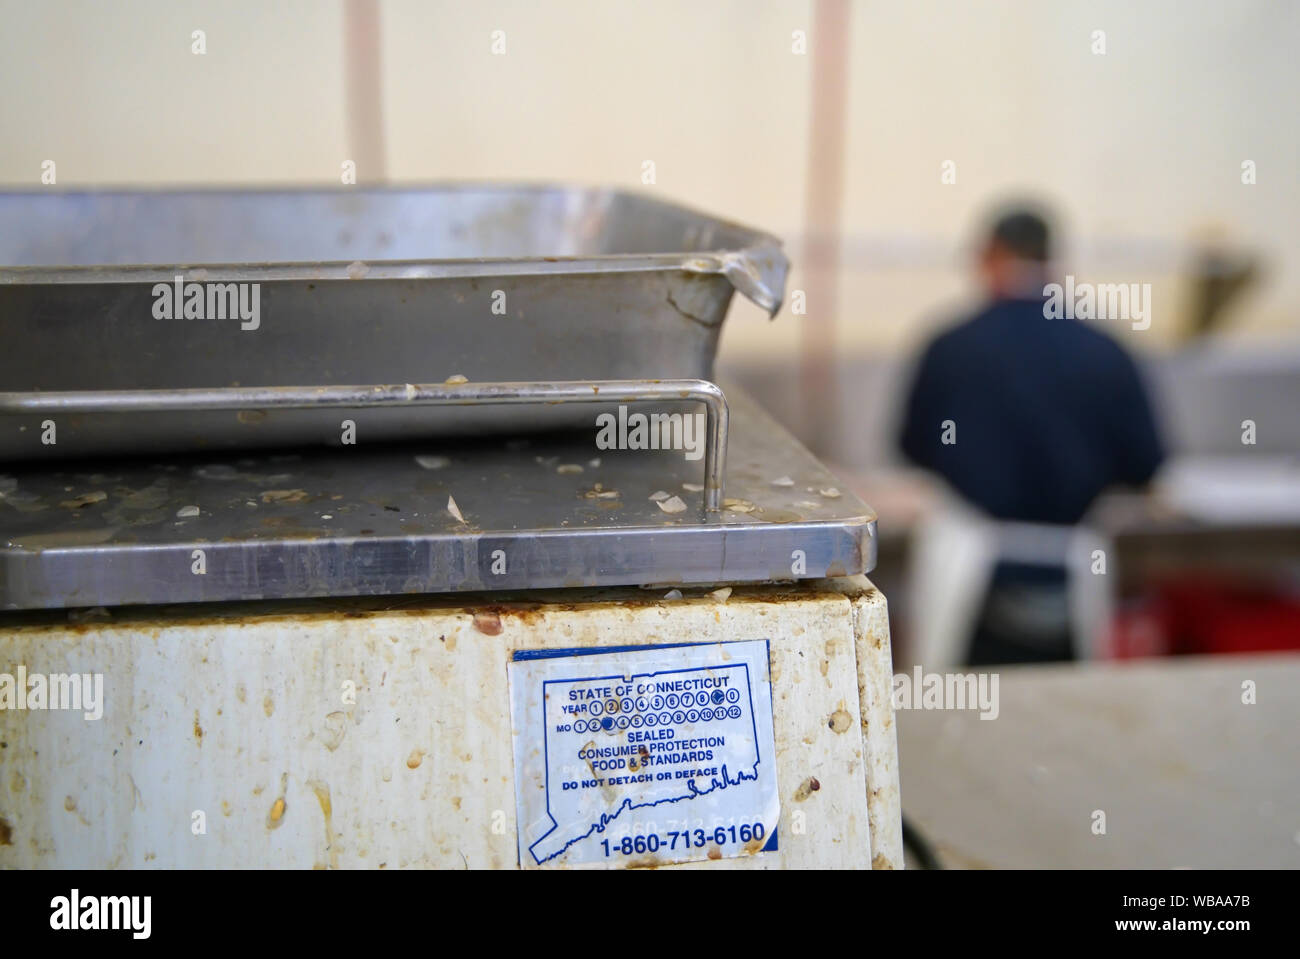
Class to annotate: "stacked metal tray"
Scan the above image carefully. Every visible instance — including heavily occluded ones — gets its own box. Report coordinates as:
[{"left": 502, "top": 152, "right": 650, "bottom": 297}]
[
  {"left": 0, "top": 186, "right": 880, "bottom": 610},
  {"left": 0, "top": 185, "right": 787, "bottom": 459}
]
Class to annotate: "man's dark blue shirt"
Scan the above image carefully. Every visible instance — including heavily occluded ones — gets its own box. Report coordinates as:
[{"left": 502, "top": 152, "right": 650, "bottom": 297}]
[{"left": 899, "top": 295, "right": 1165, "bottom": 525}]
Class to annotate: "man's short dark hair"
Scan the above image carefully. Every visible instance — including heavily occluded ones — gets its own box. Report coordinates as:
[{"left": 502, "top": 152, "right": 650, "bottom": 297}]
[{"left": 988, "top": 208, "right": 1052, "bottom": 262}]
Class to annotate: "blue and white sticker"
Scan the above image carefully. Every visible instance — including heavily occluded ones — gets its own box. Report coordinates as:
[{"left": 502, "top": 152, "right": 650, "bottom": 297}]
[{"left": 508, "top": 640, "right": 780, "bottom": 868}]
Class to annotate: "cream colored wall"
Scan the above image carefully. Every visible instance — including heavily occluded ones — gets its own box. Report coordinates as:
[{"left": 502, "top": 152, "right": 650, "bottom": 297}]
[
  {"left": 837, "top": 0, "right": 1300, "bottom": 355},
  {"left": 0, "top": 0, "right": 351, "bottom": 184},
  {"left": 1, "top": 0, "right": 1294, "bottom": 364}
]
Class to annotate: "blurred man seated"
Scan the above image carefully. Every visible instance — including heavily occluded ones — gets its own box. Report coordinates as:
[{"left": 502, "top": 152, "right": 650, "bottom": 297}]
[{"left": 898, "top": 205, "right": 1164, "bottom": 665}]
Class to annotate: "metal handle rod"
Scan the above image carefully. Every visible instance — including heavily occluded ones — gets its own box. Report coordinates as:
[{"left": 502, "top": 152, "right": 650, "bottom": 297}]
[{"left": 0, "top": 379, "right": 730, "bottom": 511}]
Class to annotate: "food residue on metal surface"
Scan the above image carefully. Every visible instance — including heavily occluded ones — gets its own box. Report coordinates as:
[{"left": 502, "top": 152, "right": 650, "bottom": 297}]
[
  {"left": 828, "top": 709, "right": 853, "bottom": 734},
  {"left": 473, "top": 610, "right": 503, "bottom": 635},
  {"left": 447, "top": 495, "right": 466, "bottom": 523},
  {"left": 176, "top": 505, "right": 200, "bottom": 518},
  {"left": 68, "top": 606, "right": 111, "bottom": 623},
  {"left": 406, "top": 749, "right": 425, "bottom": 769},
  {"left": 656, "top": 495, "right": 687, "bottom": 514},
  {"left": 260, "top": 489, "right": 309, "bottom": 504},
  {"left": 60, "top": 491, "right": 107, "bottom": 509},
  {"left": 414, "top": 454, "right": 450, "bottom": 470},
  {"left": 444, "top": 373, "right": 468, "bottom": 385}
]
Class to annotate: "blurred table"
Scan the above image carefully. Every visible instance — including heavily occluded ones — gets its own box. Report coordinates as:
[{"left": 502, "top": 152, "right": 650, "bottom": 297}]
[
  {"left": 897, "top": 653, "right": 1300, "bottom": 868},
  {"left": 1093, "top": 463, "right": 1300, "bottom": 595}
]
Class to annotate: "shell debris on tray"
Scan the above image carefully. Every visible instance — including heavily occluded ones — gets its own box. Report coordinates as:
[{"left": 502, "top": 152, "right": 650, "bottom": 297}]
[
  {"left": 60, "top": 491, "right": 107, "bottom": 509},
  {"left": 260, "top": 489, "right": 310, "bottom": 504}
]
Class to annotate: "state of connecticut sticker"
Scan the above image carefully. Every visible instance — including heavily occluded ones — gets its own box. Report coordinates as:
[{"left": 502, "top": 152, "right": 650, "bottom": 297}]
[{"left": 507, "top": 640, "right": 780, "bottom": 868}]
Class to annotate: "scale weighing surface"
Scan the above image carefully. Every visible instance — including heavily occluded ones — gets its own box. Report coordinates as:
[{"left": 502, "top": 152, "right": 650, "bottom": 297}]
[{"left": 1, "top": 384, "right": 876, "bottom": 610}]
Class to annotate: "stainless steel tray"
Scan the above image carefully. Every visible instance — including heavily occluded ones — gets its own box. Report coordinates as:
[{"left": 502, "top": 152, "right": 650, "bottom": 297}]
[{"left": 0, "top": 185, "right": 787, "bottom": 461}]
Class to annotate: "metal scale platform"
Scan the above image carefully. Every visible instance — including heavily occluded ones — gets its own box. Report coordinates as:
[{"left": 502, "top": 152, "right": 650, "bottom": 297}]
[
  {"left": 0, "top": 188, "right": 899, "bottom": 871},
  {"left": 0, "top": 382, "right": 877, "bottom": 610}
]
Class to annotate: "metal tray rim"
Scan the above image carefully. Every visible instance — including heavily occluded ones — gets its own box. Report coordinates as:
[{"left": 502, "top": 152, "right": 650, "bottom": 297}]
[{"left": 0, "top": 183, "right": 789, "bottom": 315}]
